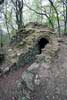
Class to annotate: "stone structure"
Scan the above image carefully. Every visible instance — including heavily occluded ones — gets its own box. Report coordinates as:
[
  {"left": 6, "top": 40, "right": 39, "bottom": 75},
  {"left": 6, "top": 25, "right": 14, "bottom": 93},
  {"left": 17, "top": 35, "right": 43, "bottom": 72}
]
[
  {"left": 14, "top": 23, "right": 60, "bottom": 100},
  {"left": 16, "top": 40, "right": 60, "bottom": 100},
  {"left": 7, "top": 22, "right": 58, "bottom": 68},
  {"left": 0, "top": 22, "right": 60, "bottom": 77}
]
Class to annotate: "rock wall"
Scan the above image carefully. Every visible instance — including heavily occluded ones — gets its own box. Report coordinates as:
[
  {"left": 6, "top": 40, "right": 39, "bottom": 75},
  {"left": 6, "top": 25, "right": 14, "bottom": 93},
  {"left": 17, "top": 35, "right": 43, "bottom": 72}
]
[
  {"left": 0, "top": 23, "right": 61, "bottom": 78},
  {"left": 7, "top": 22, "right": 58, "bottom": 68},
  {"left": 16, "top": 30, "right": 60, "bottom": 100},
  {"left": 16, "top": 27, "right": 57, "bottom": 67}
]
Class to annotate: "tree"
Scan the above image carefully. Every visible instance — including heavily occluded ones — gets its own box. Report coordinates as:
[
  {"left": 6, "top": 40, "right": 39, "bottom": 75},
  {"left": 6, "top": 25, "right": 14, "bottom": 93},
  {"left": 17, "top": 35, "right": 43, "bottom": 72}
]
[
  {"left": 0, "top": 0, "right": 4, "bottom": 5},
  {"left": 4, "top": 3, "right": 11, "bottom": 39},
  {"left": 24, "top": 1, "right": 54, "bottom": 29},
  {"left": 48, "top": 0, "right": 60, "bottom": 36},
  {"left": 11, "top": 0, "right": 24, "bottom": 30},
  {"left": 64, "top": 0, "right": 67, "bottom": 34}
]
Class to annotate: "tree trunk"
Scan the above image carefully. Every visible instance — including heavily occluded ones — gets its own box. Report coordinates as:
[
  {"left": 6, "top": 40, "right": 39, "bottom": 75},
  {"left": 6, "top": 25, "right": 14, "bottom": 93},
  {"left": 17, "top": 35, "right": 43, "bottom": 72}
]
[
  {"left": 64, "top": 0, "right": 67, "bottom": 35},
  {"left": 48, "top": 0, "right": 60, "bottom": 37},
  {"left": 12, "top": 0, "right": 24, "bottom": 31}
]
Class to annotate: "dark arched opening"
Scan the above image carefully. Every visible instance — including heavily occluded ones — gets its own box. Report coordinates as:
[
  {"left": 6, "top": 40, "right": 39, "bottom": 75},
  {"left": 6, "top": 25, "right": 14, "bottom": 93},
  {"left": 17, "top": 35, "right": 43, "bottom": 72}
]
[
  {"left": 0, "top": 53, "right": 5, "bottom": 65},
  {"left": 38, "top": 38, "right": 49, "bottom": 54}
]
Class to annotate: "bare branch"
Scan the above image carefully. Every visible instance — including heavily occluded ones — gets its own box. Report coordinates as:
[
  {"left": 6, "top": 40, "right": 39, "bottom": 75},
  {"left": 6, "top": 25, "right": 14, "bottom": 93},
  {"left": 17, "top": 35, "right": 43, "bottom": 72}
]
[
  {"left": 11, "top": 0, "right": 16, "bottom": 6},
  {"left": 24, "top": 2, "right": 54, "bottom": 29}
]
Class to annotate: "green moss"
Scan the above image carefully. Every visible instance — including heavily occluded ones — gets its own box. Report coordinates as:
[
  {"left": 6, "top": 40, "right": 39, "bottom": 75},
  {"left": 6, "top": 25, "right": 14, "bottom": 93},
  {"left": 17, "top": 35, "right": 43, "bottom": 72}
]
[{"left": 16, "top": 45, "right": 39, "bottom": 68}]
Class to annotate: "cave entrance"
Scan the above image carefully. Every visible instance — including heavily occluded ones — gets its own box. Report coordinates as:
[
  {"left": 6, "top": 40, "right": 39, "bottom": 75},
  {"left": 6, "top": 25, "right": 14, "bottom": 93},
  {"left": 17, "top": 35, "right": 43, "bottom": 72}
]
[
  {"left": 38, "top": 37, "right": 49, "bottom": 54},
  {"left": 0, "top": 53, "right": 5, "bottom": 64}
]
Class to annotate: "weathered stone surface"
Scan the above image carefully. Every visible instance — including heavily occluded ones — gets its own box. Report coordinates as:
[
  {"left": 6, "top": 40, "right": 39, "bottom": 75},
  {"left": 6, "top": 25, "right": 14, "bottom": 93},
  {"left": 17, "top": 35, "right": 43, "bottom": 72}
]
[
  {"left": 3, "top": 23, "right": 61, "bottom": 99},
  {"left": 16, "top": 24, "right": 60, "bottom": 100},
  {"left": 57, "top": 37, "right": 64, "bottom": 42},
  {"left": 17, "top": 62, "right": 50, "bottom": 100},
  {"left": 7, "top": 22, "right": 58, "bottom": 68},
  {"left": 17, "top": 56, "right": 67, "bottom": 100},
  {"left": 16, "top": 40, "right": 59, "bottom": 99}
]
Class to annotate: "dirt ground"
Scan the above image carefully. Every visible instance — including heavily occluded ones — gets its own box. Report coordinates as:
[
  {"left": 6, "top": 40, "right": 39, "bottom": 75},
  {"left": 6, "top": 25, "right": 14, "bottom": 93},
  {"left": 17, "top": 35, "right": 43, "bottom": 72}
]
[
  {"left": 0, "top": 36, "right": 67, "bottom": 100},
  {"left": 0, "top": 65, "right": 29, "bottom": 100}
]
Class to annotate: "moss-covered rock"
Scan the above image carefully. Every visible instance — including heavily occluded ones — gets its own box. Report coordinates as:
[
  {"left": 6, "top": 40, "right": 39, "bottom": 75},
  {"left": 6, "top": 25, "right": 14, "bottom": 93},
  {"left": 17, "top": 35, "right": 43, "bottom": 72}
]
[
  {"left": 7, "top": 22, "right": 58, "bottom": 69},
  {"left": 16, "top": 45, "right": 39, "bottom": 67}
]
